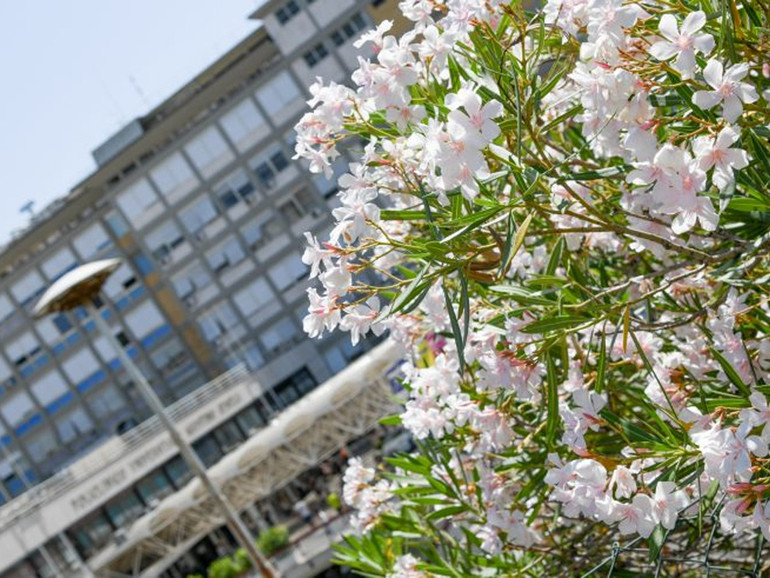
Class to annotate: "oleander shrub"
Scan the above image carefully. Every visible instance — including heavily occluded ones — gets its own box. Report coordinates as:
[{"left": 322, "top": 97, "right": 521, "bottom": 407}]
[{"left": 295, "top": 0, "right": 770, "bottom": 574}]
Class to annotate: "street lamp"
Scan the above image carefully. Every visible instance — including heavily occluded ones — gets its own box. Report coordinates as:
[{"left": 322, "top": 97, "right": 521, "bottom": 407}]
[{"left": 34, "top": 258, "right": 278, "bottom": 577}]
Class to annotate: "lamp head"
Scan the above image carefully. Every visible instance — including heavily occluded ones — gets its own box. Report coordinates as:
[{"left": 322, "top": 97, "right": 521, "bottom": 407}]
[{"left": 33, "top": 258, "right": 122, "bottom": 318}]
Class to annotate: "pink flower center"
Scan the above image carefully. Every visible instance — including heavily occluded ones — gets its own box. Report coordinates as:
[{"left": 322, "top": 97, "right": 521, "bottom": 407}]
[
  {"left": 675, "top": 34, "right": 694, "bottom": 50},
  {"left": 718, "top": 81, "right": 735, "bottom": 98}
]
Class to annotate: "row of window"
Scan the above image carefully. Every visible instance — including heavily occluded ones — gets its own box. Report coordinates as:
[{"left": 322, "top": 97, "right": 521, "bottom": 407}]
[
  {"left": 113, "top": 71, "right": 303, "bottom": 231},
  {"left": 0, "top": 224, "right": 113, "bottom": 323},
  {"left": 143, "top": 170, "right": 316, "bottom": 283},
  {"left": 0, "top": 301, "right": 169, "bottom": 429},
  {"left": 0, "top": 255, "right": 156, "bottom": 397}
]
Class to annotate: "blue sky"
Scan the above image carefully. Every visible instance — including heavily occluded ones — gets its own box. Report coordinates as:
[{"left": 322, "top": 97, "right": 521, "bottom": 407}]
[{"left": 0, "top": 0, "right": 260, "bottom": 243}]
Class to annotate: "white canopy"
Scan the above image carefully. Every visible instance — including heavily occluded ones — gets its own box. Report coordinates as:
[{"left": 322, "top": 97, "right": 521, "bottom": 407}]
[{"left": 90, "top": 341, "right": 401, "bottom": 573}]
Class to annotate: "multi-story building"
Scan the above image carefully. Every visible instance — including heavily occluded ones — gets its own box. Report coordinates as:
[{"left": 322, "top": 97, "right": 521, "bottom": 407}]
[{"left": 0, "top": 0, "right": 407, "bottom": 575}]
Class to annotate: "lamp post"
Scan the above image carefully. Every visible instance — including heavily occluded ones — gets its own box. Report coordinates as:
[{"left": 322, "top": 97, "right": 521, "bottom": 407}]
[{"left": 34, "top": 258, "right": 278, "bottom": 577}]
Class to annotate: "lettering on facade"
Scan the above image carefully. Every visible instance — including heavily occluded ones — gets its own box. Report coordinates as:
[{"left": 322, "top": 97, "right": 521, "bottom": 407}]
[
  {"left": 71, "top": 469, "right": 129, "bottom": 512},
  {"left": 70, "top": 439, "right": 175, "bottom": 512},
  {"left": 184, "top": 392, "right": 243, "bottom": 437},
  {"left": 130, "top": 439, "right": 175, "bottom": 472}
]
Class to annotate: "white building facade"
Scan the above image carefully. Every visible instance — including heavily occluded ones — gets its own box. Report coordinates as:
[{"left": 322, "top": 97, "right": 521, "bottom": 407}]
[{"left": 0, "top": 0, "right": 406, "bottom": 575}]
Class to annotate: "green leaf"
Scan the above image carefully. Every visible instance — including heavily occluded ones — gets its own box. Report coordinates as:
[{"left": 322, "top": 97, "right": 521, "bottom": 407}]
[
  {"left": 497, "top": 211, "right": 517, "bottom": 278},
  {"left": 521, "top": 314, "right": 587, "bottom": 334},
  {"left": 426, "top": 505, "right": 468, "bottom": 521},
  {"left": 558, "top": 165, "right": 627, "bottom": 181},
  {"left": 442, "top": 207, "right": 501, "bottom": 242},
  {"left": 648, "top": 525, "right": 666, "bottom": 563},
  {"left": 595, "top": 335, "right": 607, "bottom": 394},
  {"left": 545, "top": 352, "right": 559, "bottom": 446},
  {"left": 488, "top": 285, "right": 554, "bottom": 306},
  {"left": 728, "top": 198, "right": 770, "bottom": 212},
  {"left": 379, "top": 414, "right": 403, "bottom": 426},
  {"left": 443, "top": 284, "right": 466, "bottom": 370},
  {"left": 390, "top": 262, "right": 431, "bottom": 315},
  {"left": 710, "top": 347, "right": 751, "bottom": 396},
  {"left": 381, "top": 209, "right": 429, "bottom": 221},
  {"left": 546, "top": 238, "right": 564, "bottom": 276},
  {"left": 511, "top": 212, "right": 533, "bottom": 263}
]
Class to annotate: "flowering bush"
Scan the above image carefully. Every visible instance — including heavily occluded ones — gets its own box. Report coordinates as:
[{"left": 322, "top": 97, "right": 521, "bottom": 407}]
[{"left": 295, "top": 0, "right": 770, "bottom": 574}]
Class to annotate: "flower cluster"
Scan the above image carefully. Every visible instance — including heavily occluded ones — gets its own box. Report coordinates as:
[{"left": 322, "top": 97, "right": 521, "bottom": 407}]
[{"left": 295, "top": 0, "right": 770, "bottom": 574}]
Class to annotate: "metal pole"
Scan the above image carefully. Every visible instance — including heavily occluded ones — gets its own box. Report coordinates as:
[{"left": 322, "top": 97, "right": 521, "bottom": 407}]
[{"left": 86, "top": 301, "right": 279, "bottom": 577}]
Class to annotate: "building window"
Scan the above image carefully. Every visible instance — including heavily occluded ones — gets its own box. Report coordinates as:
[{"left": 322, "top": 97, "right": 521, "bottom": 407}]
[
  {"left": 150, "top": 153, "right": 198, "bottom": 202},
  {"left": 136, "top": 471, "right": 174, "bottom": 505},
  {"left": 233, "top": 278, "right": 276, "bottom": 319},
  {"left": 146, "top": 220, "right": 186, "bottom": 264},
  {"left": 214, "top": 169, "right": 256, "bottom": 211},
  {"left": 273, "top": 367, "right": 317, "bottom": 407},
  {"left": 212, "top": 421, "right": 244, "bottom": 453},
  {"left": 164, "top": 456, "right": 192, "bottom": 488},
  {"left": 278, "top": 189, "right": 317, "bottom": 224},
  {"left": 275, "top": 0, "right": 300, "bottom": 24},
  {"left": 260, "top": 317, "right": 298, "bottom": 356},
  {"left": 255, "top": 71, "right": 302, "bottom": 117},
  {"left": 150, "top": 339, "right": 187, "bottom": 377},
  {"left": 102, "top": 263, "right": 144, "bottom": 309},
  {"left": 220, "top": 99, "right": 266, "bottom": 152},
  {"left": 267, "top": 252, "right": 309, "bottom": 291},
  {"left": 115, "top": 179, "right": 160, "bottom": 227},
  {"left": 331, "top": 14, "right": 367, "bottom": 46},
  {"left": 303, "top": 43, "right": 329, "bottom": 67},
  {"left": 71, "top": 512, "right": 113, "bottom": 558},
  {"left": 193, "top": 435, "right": 223, "bottom": 467},
  {"left": 11, "top": 270, "right": 45, "bottom": 308},
  {"left": 206, "top": 237, "right": 246, "bottom": 274},
  {"left": 74, "top": 223, "right": 113, "bottom": 259},
  {"left": 235, "top": 404, "right": 266, "bottom": 434},
  {"left": 180, "top": 197, "right": 220, "bottom": 238},
  {"left": 56, "top": 406, "right": 95, "bottom": 444},
  {"left": 249, "top": 146, "right": 291, "bottom": 189},
  {"left": 124, "top": 301, "right": 165, "bottom": 341},
  {"left": 42, "top": 248, "right": 77, "bottom": 282},
  {"left": 30, "top": 370, "right": 68, "bottom": 407},
  {"left": 198, "top": 301, "right": 241, "bottom": 343},
  {"left": 184, "top": 127, "right": 234, "bottom": 178},
  {"left": 50, "top": 315, "right": 73, "bottom": 336},
  {"left": 105, "top": 491, "right": 145, "bottom": 528},
  {"left": 172, "top": 261, "right": 213, "bottom": 306},
  {"left": 227, "top": 342, "right": 265, "bottom": 372},
  {"left": 241, "top": 211, "right": 282, "bottom": 251}
]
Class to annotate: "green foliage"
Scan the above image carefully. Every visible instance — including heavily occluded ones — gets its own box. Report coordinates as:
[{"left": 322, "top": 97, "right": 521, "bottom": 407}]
[
  {"left": 231, "top": 548, "right": 251, "bottom": 573},
  {"left": 295, "top": 0, "right": 770, "bottom": 573},
  {"left": 256, "top": 525, "right": 290, "bottom": 556},
  {"left": 327, "top": 492, "right": 341, "bottom": 510},
  {"left": 206, "top": 557, "right": 240, "bottom": 578}
]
